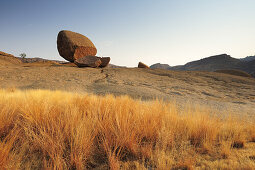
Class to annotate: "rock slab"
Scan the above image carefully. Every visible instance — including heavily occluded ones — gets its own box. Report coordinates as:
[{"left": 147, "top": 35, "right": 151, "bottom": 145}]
[{"left": 74, "top": 56, "right": 101, "bottom": 68}]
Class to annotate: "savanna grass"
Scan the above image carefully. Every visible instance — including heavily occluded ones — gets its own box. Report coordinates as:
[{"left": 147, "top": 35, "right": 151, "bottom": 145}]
[{"left": 0, "top": 89, "right": 254, "bottom": 169}]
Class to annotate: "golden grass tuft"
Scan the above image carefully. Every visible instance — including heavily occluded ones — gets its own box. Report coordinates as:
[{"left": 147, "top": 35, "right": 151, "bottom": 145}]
[{"left": 0, "top": 89, "right": 255, "bottom": 169}]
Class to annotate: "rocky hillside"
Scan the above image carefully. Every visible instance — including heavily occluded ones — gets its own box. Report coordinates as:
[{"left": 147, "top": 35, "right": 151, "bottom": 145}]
[
  {"left": 150, "top": 63, "right": 171, "bottom": 69},
  {"left": 0, "top": 50, "right": 255, "bottom": 116},
  {"left": 0, "top": 51, "right": 69, "bottom": 65},
  {"left": 1, "top": 63, "right": 255, "bottom": 116},
  {"left": 241, "top": 55, "right": 255, "bottom": 62},
  {"left": 151, "top": 54, "right": 255, "bottom": 77},
  {"left": 171, "top": 54, "right": 241, "bottom": 71},
  {"left": 0, "top": 51, "right": 22, "bottom": 65}
]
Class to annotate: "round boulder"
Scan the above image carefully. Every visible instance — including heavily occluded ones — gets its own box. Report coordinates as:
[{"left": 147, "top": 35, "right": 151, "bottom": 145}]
[{"left": 57, "top": 30, "right": 97, "bottom": 62}]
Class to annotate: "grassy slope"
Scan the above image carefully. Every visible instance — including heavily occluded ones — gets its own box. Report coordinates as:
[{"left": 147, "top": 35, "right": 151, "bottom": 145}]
[
  {"left": 1, "top": 65, "right": 255, "bottom": 117},
  {"left": 0, "top": 89, "right": 255, "bottom": 169}
]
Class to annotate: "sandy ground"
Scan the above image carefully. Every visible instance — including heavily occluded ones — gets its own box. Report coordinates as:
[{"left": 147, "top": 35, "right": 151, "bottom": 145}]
[{"left": 0, "top": 63, "right": 255, "bottom": 116}]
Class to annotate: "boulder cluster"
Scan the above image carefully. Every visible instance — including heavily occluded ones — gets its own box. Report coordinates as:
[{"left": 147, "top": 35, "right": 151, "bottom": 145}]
[
  {"left": 57, "top": 30, "right": 110, "bottom": 68},
  {"left": 57, "top": 30, "right": 150, "bottom": 69}
]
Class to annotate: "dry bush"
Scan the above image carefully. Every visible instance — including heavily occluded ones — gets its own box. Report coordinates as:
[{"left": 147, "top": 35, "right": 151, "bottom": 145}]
[{"left": 0, "top": 89, "right": 254, "bottom": 169}]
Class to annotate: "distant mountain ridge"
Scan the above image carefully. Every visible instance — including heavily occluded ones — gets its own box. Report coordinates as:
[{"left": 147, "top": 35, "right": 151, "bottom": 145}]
[
  {"left": 1, "top": 50, "right": 254, "bottom": 77},
  {"left": 241, "top": 55, "right": 255, "bottom": 62},
  {"left": 0, "top": 50, "right": 126, "bottom": 68},
  {"left": 150, "top": 54, "right": 255, "bottom": 77},
  {"left": 150, "top": 63, "right": 171, "bottom": 69},
  {"left": 171, "top": 54, "right": 241, "bottom": 71},
  {"left": 21, "top": 57, "right": 66, "bottom": 64}
]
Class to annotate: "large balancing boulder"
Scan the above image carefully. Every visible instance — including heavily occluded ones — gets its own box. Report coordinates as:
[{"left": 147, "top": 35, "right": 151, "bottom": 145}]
[
  {"left": 57, "top": 30, "right": 97, "bottom": 62},
  {"left": 74, "top": 56, "right": 101, "bottom": 68}
]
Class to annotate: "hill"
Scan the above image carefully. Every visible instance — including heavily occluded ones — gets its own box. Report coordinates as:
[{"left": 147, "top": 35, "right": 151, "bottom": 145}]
[
  {"left": 0, "top": 51, "right": 255, "bottom": 169},
  {"left": 241, "top": 55, "right": 255, "bottom": 62},
  {"left": 0, "top": 51, "right": 67, "bottom": 65},
  {"left": 0, "top": 51, "right": 127, "bottom": 68},
  {"left": 21, "top": 57, "right": 65, "bottom": 64},
  {"left": 0, "top": 61, "right": 254, "bottom": 116},
  {"left": 0, "top": 51, "right": 22, "bottom": 65},
  {"left": 171, "top": 54, "right": 241, "bottom": 71},
  {"left": 1, "top": 50, "right": 254, "bottom": 114},
  {"left": 150, "top": 63, "right": 171, "bottom": 69},
  {"left": 151, "top": 54, "right": 255, "bottom": 77}
]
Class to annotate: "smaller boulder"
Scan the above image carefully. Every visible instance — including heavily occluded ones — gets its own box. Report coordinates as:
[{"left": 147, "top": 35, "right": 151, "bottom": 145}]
[
  {"left": 97, "top": 57, "right": 110, "bottom": 68},
  {"left": 74, "top": 56, "right": 101, "bottom": 68},
  {"left": 138, "top": 62, "right": 149, "bottom": 68}
]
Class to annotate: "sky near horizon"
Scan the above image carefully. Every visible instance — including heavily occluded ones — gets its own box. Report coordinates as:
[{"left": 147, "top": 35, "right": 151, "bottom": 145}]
[{"left": 1, "top": 0, "right": 255, "bottom": 67}]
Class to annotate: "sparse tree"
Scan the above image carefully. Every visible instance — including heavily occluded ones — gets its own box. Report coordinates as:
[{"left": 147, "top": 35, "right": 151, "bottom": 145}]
[{"left": 19, "top": 53, "right": 26, "bottom": 58}]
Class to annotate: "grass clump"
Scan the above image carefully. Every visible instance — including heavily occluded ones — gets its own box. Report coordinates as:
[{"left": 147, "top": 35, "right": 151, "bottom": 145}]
[{"left": 0, "top": 89, "right": 255, "bottom": 169}]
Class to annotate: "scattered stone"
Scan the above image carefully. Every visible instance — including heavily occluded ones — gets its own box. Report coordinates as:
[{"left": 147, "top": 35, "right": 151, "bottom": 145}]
[
  {"left": 57, "top": 30, "right": 97, "bottom": 62},
  {"left": 74, "top": 56, "right": 101, "bottom": 68},
  {"left": 138, "top": 62, "right": 149, "bottom": 68},
  {"left": 97, "top": 57, "right": 110, "bottom": 68}
]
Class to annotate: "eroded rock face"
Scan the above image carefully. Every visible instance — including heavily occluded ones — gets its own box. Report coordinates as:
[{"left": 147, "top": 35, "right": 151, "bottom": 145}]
[
  {"left": 74, "top": 56, "right": 101, "bottom": 68},
  {"left": 138, "top": 62, "right": 149, "bottom": 68},
  {"left": 97, "top": 57, "right": 110, "bottom": 68},
  {"left": 57, "top": 30, "right": 97, "bottom": 62}
]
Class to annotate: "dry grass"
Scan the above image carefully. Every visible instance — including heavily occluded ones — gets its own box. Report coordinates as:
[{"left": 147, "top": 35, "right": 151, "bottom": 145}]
[
  {"left": 0, "top": 89, "right": 255, "bottom": 169},
  {"left": 215, "top": 69, "right": 252, "bottom": 78}
]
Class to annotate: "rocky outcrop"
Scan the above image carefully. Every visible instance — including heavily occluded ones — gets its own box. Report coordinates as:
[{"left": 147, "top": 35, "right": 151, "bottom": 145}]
[
  {"left": 56, "top": 30, "right": 112, "bottom": 68},
  {"left": 138, "top": 62, "right": 149, "bottom": 68},
  {"left": 150, "top": 63, "right": 171, "bottom": 69},
  {"left": 57, "top": 30, "right": 97, "bottom": 62},
  {"left": 74, "top": 56, "right": 101, "bottom": 68}
]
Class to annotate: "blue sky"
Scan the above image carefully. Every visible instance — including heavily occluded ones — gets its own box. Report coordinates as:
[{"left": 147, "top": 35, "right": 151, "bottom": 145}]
[{"left": 1, "top": 0, "right": 255, "bottom": 66}]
